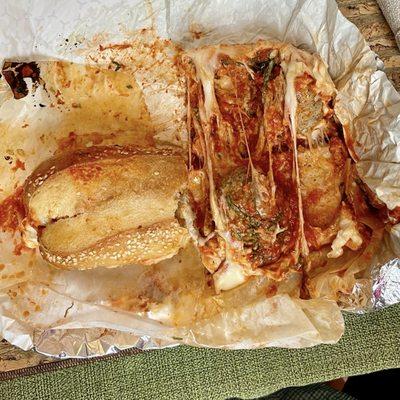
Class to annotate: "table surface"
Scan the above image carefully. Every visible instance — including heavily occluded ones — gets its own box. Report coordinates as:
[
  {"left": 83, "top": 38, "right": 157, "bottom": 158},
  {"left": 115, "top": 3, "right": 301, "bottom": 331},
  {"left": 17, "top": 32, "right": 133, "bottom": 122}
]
[{"left": 0, "top": 0, "right": 399, "bottom": 375}]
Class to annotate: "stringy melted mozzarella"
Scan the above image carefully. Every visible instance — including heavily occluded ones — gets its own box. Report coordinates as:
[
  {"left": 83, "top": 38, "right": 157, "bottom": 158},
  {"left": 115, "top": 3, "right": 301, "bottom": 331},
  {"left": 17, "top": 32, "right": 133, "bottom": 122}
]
[
  {"left": 328, "top": 205, "right": 363, "bottom": 258},
  {"left": 281, "top": 59, "right": 308, "bottom": 257},
  {"left": 185, "top": 43, "right": 340, "bottom": 292},
  {"left": 213, "top": 259, "right": 249, "bottom": 292}
]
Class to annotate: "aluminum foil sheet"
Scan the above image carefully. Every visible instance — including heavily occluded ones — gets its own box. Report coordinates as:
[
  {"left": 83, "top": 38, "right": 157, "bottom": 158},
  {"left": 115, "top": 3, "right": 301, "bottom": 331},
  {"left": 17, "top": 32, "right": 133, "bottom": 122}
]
[
  {"left": 34, "top": 329, "right": 177, "bottom": 359},
  {"left": 372, "top": 258, "right": 400, "bottom": 310}
]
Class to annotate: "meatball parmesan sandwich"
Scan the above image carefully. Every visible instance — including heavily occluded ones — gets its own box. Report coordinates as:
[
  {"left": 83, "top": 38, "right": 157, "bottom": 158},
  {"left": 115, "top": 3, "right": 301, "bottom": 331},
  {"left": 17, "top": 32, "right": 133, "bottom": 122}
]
[
  {"left": 23, "top": 145, "right": 189, "bottom": 270},
  {"left": 180, "top": 41, "right": 384, "bottom": 296}
]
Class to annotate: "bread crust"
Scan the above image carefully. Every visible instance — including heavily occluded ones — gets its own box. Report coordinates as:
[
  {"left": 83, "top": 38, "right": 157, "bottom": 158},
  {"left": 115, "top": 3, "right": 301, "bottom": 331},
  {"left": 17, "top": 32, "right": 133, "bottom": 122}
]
[
  {"left": 23, "top": 145, "right": 189, "bottom": 269},
  {"left": 40, "top": 220, "right": 189, "bottom": 270}
]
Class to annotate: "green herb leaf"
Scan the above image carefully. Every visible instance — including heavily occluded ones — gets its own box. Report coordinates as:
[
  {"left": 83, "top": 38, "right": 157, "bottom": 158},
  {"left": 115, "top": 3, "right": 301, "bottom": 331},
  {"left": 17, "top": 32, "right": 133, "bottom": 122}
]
[
  {"left": 112, "top": 60, "right": 122, "bottom": 71},
  {"left": 263, "top": 60, "right": 275, "bottom": 89}
]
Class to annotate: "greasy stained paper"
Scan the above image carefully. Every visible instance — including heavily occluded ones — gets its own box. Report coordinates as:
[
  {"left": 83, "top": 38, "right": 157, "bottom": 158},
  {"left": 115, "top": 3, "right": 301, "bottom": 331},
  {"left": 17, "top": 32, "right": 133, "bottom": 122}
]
[{"left": 0, "top": 0, "right": 399, "bottom": 356}]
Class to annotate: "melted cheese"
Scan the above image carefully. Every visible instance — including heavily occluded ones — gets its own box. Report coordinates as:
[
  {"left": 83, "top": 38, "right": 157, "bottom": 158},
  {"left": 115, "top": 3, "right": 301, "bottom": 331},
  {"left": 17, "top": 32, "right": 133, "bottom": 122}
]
[
  {"left": 280, "top": 45, "right": 337, "bottom": 98},
  {"left": 22, "top": 221, "right": 39, "bottom": 248},
  {"left": 179, "top": 194, "right": 202, "bottom": 245},
  {"left": 188, "top": 47, "right": 221, "bottom": 120},
  {"left": 184, "top": 42, "right": 341, "bottom": 293},
  {"left": 281, "top": 59, "right": 308, "bottom": 257},
  {"left": 310, "top": 120, "right": 330, "bottom": 145},
  {"left": 327, "top": 206, "right": 363, "bottom": 258},
  {"left": 147, "top": 303, "right": 173, "bottom": 323},
  {"left": 213, "top": 260, "right": 248, "bottom": 293}
]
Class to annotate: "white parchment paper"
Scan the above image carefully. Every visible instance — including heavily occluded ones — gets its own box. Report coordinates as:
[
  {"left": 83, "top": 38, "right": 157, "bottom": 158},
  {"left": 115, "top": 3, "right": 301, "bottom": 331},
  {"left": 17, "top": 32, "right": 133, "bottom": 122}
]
[{"left": 0, "top": 0, "right": 399, "bottom": 356}]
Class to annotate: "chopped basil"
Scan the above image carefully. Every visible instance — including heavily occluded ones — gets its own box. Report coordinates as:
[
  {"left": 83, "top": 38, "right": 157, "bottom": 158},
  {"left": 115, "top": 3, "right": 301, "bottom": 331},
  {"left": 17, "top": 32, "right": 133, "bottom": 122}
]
[
  {"left": 251, "top": 58, "right": 276, "bottom": 88},
  {"left": 262, "top": 60, "right": 275, "bottom": 89},
  {"left": 112, "top": 60, "right": 122, "bottom": 71}
]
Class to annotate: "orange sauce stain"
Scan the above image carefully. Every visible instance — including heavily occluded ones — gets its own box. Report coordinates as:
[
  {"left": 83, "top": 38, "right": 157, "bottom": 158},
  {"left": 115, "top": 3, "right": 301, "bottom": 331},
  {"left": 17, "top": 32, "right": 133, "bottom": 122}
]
[
  {"left": 13, "top": 243, "right": 32, "bottom": 256},
  {"left": 99, "top": 43, "right": 132, "bottom": 51},
  {"left": 17, "top": 284, "right": 26, "bottom": 295},
  {"left": 295, "top": 72, "right": 315, "bottom": 91},
  {"left": 389, "top": 206, "right": 400, "bottom": 224},
  {"left": 68, "top": 163, "right": 103, "bottom": 182},
  {"left": 58, "top": 132, "right": 78, "bottom": 151},
  {"left": 0, "top": 187, "right": 25, "bottom": 233},
  {"left": 265, "top": 284, "right": 278, "bottom": 297},
  {"left": 11, "top": 159, "right": 26, "bottom": 172}
]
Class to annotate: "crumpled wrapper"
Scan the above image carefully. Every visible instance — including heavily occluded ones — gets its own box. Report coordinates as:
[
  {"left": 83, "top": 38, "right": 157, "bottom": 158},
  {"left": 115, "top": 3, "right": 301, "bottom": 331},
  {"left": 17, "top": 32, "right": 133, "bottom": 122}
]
[{"left": 0, "top": 0, "right": 399, "bottom": 357}]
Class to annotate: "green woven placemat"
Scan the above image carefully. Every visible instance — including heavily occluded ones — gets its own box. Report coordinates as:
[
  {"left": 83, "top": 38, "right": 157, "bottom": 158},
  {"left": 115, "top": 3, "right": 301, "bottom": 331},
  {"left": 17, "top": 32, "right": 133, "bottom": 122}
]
[{"left": 1, "top": 304, "right": 400, "bottom": 400}]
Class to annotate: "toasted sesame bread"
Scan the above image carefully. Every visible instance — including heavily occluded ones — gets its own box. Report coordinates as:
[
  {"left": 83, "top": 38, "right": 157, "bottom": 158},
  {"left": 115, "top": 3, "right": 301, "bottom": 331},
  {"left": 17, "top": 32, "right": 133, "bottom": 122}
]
[
  {"left": 40, "top": 220, "right": 189, "bottom": 269},
  {"left": 23, "top": 145, "right": 189, "bottom": 270}
]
